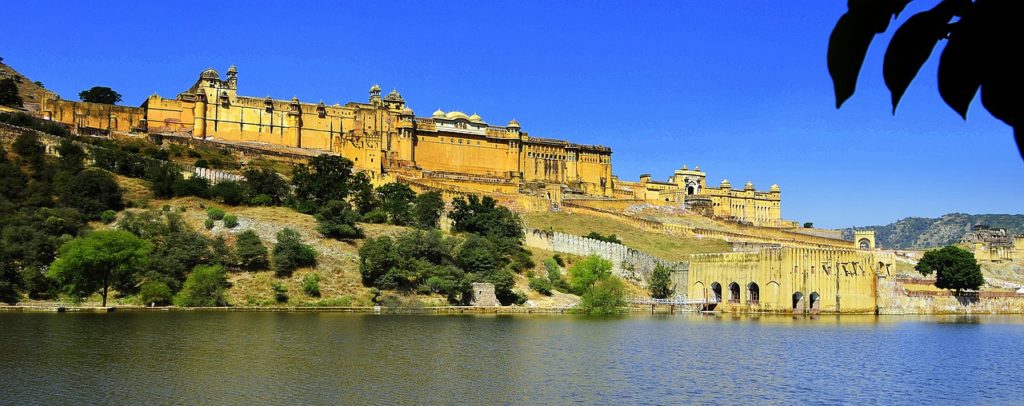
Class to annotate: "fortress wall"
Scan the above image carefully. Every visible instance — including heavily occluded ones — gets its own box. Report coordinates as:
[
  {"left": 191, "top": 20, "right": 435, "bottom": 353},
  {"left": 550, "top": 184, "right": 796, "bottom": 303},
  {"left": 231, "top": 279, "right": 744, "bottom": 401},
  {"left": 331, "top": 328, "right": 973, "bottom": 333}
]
[
  {"left": 413, "top": 132, "right": 519, "bottom": 177},
  {"left": 525, "top": 229, "right": 688, "bottom": 288},
  {"left": 40, "top": 98, "right": 145, "bottom": 133}
]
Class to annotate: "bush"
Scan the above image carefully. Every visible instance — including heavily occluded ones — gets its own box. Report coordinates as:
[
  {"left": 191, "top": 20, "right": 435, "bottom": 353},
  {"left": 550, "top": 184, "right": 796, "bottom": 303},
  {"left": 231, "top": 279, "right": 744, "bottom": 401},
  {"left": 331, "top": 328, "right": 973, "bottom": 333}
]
[
  {"left": 210, "top": 181, "right": 246, "bottom": 206},
  {"left": 568, "top": 255, "right": 613, "bottom": 295},
  {"left": 293, "top": 200, "right": 318, "bottom": 214},
  {"left": 649, "top": 263, "right": 675, "bottom": 299},
  {"left": 552, "top": 254, "right": 565, "bottom": 267},
  {"left": 529, "top": 277, "right": 553, "bottom": 295},
  {"left": 206, "top": 207, "right": 225, "bottom": 220},
  {"left": 302, "top": 273, "right": 321, "bottom": 297},
  {"left": 204, "top": 218, "right": 214, "bottom": 230},
  {"left": 314, "top": 200, "right": 363, "bottom": 239},
  {"left": 173, "top": 265, "right": 228, "bottom": 307},
  {"left": 235, "top": 230, "right": 269, "bottom": 271},
  {"left": 250, "top": 194, "right": 272, "bottom": 206},
  {"left": 361, "top": 209, "right": 388, "bottom": 224},
  {"left": 162, "top": 204, "right": 171, "bottom": 212},
  {"left": 586, "top": 231, "right": 622, "bottom": 244},
  {"left": 194, "top": 159, "right": 209, "bottom": 168},
  {"left": 187, "top": 149, "right": 202, "bottom": 158},
  {"left": 272, "top": 282, "right": 289, "bottom": 303},
  {"left": 222, "top": 214, "right": 239, "bottom": 229},
  {"left": 172, "top": 176, "right": 210, "bottom": 198},
  {"left": 579, "top": 276, "right": 627, "bottom": 315},
  {"left": 139, "top": 280, "right": 172, "bottom": 306},
  {"left": 272, "top": 228, "right": 316, "bottom": 276},
  {"left": 100, "top": 210, "right": 117, "bottom": 224}
]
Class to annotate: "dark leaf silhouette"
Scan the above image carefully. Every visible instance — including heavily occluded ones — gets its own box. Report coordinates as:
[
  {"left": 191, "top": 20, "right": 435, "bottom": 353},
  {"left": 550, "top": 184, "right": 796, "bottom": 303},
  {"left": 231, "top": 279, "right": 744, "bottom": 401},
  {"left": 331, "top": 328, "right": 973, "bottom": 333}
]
[
  {"left": 977, "top": 0, "right": 1024, "bottom": 128},
  {"left": 883, "top": 4, "right": 955, "bottom": 114},
  {"left": 829, "top": 0, "right": 911, "bottom": 108},
  {"left": 938, "top": 19, "right": 980, "bottom": 119}
]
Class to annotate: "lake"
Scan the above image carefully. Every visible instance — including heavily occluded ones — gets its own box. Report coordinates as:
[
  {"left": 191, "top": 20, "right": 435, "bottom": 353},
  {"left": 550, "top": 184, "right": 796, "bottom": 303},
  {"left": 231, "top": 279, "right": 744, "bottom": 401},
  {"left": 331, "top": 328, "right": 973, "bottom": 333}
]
[{"left": 1, "top": 312, "right": 1022, "bottom": 404}]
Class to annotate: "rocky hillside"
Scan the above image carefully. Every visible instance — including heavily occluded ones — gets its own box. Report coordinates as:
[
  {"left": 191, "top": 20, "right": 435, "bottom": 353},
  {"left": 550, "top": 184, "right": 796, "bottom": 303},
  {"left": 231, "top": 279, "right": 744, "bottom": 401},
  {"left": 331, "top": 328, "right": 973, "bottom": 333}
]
[
  {"left": 843, "top": 213, "right": 1024, "bottom": 249},
  {"left": 0, "top": 59, "right": 54, "bottom": 109}
]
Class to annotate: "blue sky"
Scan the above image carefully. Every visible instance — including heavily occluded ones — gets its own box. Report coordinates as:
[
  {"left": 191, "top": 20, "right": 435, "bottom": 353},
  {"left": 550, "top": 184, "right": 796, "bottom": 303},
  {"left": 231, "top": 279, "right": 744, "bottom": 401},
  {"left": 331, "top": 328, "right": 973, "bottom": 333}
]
[{"left": 1, "top": 1, "right": 1020, "bottom": 228}]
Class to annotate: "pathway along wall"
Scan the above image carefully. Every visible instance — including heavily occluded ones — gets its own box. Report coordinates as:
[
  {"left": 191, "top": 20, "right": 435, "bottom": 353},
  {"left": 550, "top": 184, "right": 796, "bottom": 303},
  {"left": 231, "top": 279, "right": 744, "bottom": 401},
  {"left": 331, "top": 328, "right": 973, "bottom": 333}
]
[{"left": 525, "top": 229, "right": 688, "bottom": 290}]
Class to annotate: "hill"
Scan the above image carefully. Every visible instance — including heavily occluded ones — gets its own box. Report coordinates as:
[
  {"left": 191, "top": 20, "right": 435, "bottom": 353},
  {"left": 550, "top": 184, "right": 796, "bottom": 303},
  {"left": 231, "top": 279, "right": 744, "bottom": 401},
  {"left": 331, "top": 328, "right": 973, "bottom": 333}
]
[
  {"left": 843, "top": 213, "right": 1024, "bottom": 249},
  {"left": 0, "top": 59, "right": 55, "bottom": 109}
]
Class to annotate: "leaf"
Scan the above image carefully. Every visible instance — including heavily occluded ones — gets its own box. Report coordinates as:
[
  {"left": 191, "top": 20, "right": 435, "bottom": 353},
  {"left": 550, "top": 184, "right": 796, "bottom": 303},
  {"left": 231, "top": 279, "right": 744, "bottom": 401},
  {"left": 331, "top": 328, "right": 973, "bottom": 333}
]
[
  {"left": 976, "top": 0, "right": 1024, "bottom": 128},
  {"left": 938, "top": 19, "right": 980, "bottom": 120},
  {"left": 829, "top": 0, "right": 912, "bottom": 108},
  {"left": 883, "top": 3, "right": 956, "bottom": 114}
]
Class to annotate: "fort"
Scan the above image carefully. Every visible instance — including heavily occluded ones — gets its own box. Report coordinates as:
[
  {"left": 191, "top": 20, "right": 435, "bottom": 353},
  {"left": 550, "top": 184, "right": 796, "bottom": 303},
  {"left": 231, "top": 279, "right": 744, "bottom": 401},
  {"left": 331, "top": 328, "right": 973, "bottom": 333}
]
[{"left": 35, "top": 65, "right": 787, "bottom": 227}]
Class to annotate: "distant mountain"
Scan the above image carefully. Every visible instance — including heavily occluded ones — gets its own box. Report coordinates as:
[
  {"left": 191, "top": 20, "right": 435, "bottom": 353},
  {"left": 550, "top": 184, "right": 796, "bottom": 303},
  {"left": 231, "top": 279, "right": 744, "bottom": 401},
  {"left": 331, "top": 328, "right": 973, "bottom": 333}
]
[{"left": 842, "top": 213, "right": 1024, "bottom": 249}]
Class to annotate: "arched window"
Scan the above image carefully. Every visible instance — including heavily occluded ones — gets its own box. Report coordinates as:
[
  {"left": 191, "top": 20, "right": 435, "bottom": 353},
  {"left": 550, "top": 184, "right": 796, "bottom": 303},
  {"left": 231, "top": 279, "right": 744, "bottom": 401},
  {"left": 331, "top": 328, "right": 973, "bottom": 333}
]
[
  {"left": 747, "top": 282, "right": 760, "bottom": 304},
  {"left": 710, "top": 282, "right": 722, "bottom": 302},
  {"left": 792, "top": 291, "right": 804, "bottom": 313},
  {"left": 728, "top": 282, "right": 740, "bottom": 303}
]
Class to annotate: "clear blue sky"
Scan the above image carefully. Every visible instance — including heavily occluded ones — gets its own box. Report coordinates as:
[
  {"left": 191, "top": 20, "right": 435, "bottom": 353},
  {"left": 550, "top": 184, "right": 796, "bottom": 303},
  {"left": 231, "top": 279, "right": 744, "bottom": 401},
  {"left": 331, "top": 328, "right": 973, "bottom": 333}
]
[{"left": 2, "top": 1, "right": 1020, "bottom": 228}]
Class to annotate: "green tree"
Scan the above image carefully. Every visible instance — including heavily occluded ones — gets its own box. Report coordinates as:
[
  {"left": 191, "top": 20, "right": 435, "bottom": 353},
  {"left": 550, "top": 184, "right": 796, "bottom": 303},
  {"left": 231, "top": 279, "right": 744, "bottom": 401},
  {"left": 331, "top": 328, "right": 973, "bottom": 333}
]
[
  {"left": 235, "top": 230, "right": 269, "bottom": 271},
  {"left": 58, "top": 168, "right": 123, "bottom": 219},
  {"left": 916, "top": 245, "right": 985, "bottom": 294},
  {"left": 12, "top": 131, "right": 45, "bottom": 175},
  {"left": 210, "top": 180, "right": 246, "bottom": 205},
  {"left": 272, "top": 228, "right": 316, "bottom": 276},
  {"left": 803, "top": 222, "right": 814, "bottom": 229},
  {"left": 56, "top": 140, "right": 86, "bottom": 173},
  {"left": 173, "top": 264, "right": 228, "bottom": 307},
  {"left": 358, "top": 236, "right": 398, "bottom": 286},
  {"left": 78, "top": 86, "right": 122, "bottom": 104},
  {"left": 579, "top": 276, "right": 627, "bottom": 315},
  {"left": 314, "top": 200, "right": 363, "bottom": 239},
  {"left": 242, "top": 168, "right": 290, "bottom": 205},
  {"left": 648, "top": 263, "right": 675, "bottom": 299},
  {"left": 139, "top": 280, "right": 172, "bottom": 306},
  {"left": 292, "top": 155, "right": 358, "bottom": 205},
  {"left": 48, "top": 230, "right": 153, "bottom": 306},
  {"left": 828, "top": 0, "right": 1024, "bottom": 158},
  {"left": 144, "top": 162, "right": 182, "bottom": 198},
  {"left": 449, "top": 194, "right": 524, "bottom": 242},
  {"left": 568, "top": 255, "right": 613, "bottom": 295},
  {"left": 351, "top": 173, "right": 378, "bottom": 214},
  {"left": 377, "top": 182, "right": 416, "bottom": 225},
  {"left": 413, "top": 191, "right": 445, "bottom": 229},
  {"left": 0, "top": 78, "right": 22, "bottom": 107},
  {"left": 172, "top": 176, "right": 210, "bottom": 198}
]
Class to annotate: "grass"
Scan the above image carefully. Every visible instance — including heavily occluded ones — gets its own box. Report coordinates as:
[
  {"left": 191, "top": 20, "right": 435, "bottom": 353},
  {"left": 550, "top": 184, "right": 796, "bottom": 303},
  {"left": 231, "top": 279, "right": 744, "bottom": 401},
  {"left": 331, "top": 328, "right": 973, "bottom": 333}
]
[{"left": 522, "top": 212, "right": 731, "bottom": 261}]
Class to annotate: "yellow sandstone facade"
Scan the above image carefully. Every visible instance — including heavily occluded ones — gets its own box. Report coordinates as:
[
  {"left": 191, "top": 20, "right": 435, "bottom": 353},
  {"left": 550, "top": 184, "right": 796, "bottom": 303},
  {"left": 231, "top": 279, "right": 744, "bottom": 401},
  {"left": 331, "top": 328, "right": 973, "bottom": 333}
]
[
  {"left": 688, "top": 247, "right": 891, "bottom": 314},
  {"left": 616, "top": 165, "right": 785, "bottom": 227}
]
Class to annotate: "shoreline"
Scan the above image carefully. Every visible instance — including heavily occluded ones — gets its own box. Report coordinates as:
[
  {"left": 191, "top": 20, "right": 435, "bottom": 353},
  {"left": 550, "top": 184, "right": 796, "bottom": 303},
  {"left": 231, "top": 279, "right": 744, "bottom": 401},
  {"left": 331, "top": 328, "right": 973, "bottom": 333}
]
[{"left": 2, "top": 304, "right": 1022, "bottom": 315}]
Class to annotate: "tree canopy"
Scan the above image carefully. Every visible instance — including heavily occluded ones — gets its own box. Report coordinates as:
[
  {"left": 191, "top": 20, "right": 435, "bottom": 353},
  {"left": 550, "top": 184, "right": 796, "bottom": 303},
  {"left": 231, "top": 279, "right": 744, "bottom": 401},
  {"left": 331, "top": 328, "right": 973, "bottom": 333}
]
[
  {"left": 828, "top": 0, "right": 1024, "bottom": 158},
  {"left": 78, "top": 86, "right": 122, "bottom": 104},
  {"left": 0, "top": 78, "right": 22, "bottom": 107},
  {"left": 648, "top": 263, "right": 675, "bottom": 299},
  {"left": 916, "top": 245, "right": 984, "bottom": 293},
  {"left": 292, "top": 155, "right": 359, "bottom": 204},
  {"left": 48, "top": 230, "right": 153, "bottom": 306}
]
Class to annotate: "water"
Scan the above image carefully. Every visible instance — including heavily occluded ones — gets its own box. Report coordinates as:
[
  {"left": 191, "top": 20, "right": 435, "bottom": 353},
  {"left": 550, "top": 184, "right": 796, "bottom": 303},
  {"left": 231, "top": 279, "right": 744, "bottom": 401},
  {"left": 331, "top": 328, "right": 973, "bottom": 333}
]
[{"left": 1, "top": 312, "right": 1022, "bottom": 405}]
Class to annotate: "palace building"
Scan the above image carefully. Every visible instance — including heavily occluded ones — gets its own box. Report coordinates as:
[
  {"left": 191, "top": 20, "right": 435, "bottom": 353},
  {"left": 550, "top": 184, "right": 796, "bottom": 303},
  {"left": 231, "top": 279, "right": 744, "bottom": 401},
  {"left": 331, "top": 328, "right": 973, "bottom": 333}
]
[{"left": 36, "top": 65, "right": 785, "bottom": 226}]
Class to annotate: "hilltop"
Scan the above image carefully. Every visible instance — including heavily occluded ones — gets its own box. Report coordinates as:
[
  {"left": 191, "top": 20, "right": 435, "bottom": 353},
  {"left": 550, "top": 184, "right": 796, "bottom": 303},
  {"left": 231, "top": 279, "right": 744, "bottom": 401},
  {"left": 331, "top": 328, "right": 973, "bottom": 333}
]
[
  {"left": 844, "top": 213, "right": 1024, "bottom": 249},
  {"left": 0, "top": 59, "right": 54, "bottom": 109}
]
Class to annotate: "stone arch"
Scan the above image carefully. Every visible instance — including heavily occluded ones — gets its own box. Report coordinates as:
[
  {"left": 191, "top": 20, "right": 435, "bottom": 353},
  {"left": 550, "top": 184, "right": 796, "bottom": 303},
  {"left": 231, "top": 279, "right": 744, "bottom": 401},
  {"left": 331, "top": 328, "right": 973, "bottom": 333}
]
[
  {"left": 710, "top": 282, "right": 722, "bottom": 302},
  {"left": 792, "top": 291, "right": 804, "bottom": 314},
  {"left": 766, "top": 281, "right": 780, "bottom": 305},
  {"left": 809, "top": 292, "right": 821, "bottom": 314},
  {"left": 747, "top": 282, "right": 760, "bottom": 304},
  {"left": 858, "top": 238, "right": 871, "bottom": 250},
  {"left": 728, "top": 282, "right": 740, "bottom": 303}
]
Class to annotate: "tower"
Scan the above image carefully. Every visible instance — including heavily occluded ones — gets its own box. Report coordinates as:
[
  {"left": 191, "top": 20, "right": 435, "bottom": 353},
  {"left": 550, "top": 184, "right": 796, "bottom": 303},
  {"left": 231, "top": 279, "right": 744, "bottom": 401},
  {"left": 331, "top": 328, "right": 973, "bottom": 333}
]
[{"left": 854, "top": 230, "right": 876, "bottom": 250}]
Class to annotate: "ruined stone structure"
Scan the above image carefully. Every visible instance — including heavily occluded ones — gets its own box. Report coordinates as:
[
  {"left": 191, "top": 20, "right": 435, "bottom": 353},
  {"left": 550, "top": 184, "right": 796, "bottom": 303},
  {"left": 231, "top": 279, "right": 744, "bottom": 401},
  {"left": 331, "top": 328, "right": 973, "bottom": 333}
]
[
  {"left": 687, "top": 247, "right": 892, "bottom": 314},
  {"left": 615, "top": 165, "right": 787, "bottom": 227},
  {"left": 961, "top": 225, "right": 1024, "bottom": 262},
  {"left": 469, "top": 283, "right": 499, "bottom": 307}
]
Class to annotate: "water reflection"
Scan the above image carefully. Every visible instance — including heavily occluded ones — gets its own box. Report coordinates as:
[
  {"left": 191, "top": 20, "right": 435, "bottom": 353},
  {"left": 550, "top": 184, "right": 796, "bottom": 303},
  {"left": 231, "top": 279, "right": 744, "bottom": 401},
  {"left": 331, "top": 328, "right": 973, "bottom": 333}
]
[{"left": 1, "top": 312, "right": 1022, "bottom": 404}]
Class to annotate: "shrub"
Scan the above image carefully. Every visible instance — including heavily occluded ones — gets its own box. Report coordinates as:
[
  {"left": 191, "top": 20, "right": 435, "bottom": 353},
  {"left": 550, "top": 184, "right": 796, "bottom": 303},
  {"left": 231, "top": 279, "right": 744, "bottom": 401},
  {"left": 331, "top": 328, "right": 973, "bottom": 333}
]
[
  {"left": 172, "top": 176, "right": 210, "bottom": 198},
  {"left": 139, "top": 280, "right": 172, "bottom": 306},
  {"left": 210, "top": 181, "right": 246, "bottom": 206},
  {"left": 272, "top": 228, "right": 316, "bottom": 276},
  {"left": 250, "top": 194, "right": 272, "bottom": 206},
  {"left": 100, "top": 210, "right": 117, "bottom": 224},
  {"left": 649, "top": 263, "right": 675, "bottom": 299},
  {"left": 552, "top": 254, "right": 565, "bottom": 267},
  {"left": 206, "top": 207, "right": 225, "bottom": 220},
  {"left": 222, "top": 214, "right": 239, "bottom": 228},
  {"left": 194, "top": 159, "right": 209, "bottom": 168},
  {"left": 235, "top": 230, "right": 269, "bottom": 271},
  {"left": 293, "top": 200, "right": 318, "bottom": 214},
  {"left": 178, "top": 206, "right": 187, "bottom": 212},
  {"left": 314, "top": 200, "right": 363, "bottom": 239},
  {"left": 579, "top": 276, "right": 627, "bottom": 315},
  {"left": 162, "top": 204, "right": 171, "bottom": 212},
  {"left": 529, "top": 277, "right": 553, "bottom": 296},
  {"left": 204, "top": 218, "right": 215, "bottom": 229},
  {"left": 568, "top": 255, "right": 613, "bottom": 295},
  {"left": 510, "top": 249, "right": 535, "bottom": 272},
  {"left": 271, "top": 282, "right": 289, "bottom": 303},
  {"left": 302, "top": 273, "right": 321, "bottom": 297},
  {"left": 173, "top": 265, "right": 228, "bottom": 307},
  {"left": 361, "top": 209, "right": 388, "bottom": 224}
]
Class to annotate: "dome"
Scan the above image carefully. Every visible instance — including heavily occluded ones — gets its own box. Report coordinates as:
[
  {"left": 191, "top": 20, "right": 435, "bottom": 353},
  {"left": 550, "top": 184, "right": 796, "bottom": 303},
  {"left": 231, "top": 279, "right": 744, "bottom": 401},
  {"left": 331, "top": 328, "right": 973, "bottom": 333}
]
[
  {"left": 370, "top": 84, "right": 381, "bottom": 93},
  {"left": 744, "top": 181, "right": 755, "bottom": 190},
  {"left": 445, "top": 111, "right": 469, "bottom": 120},
  {"left": 681, "top": 164, "right": 688, "bottom": 170},
  {"left": 720, "top": 179, "right": 732, "bottom": 188},
  {"left": 468, "top": 113, "right": 483, "bottom": 123},
  {"left": 199, "top": 68, "right": 220, "bottom": 80},
  {"left": 770, "top": 184, "right": 780, "bottom": 192},
  {"left": 507, "top": 118, "right": 521, "bottom": 128},
  {"left": 694, "top": 166, "right": 701, "bottom": 171},
  {"left": 432, "top": 109, "right": 445, "bottom": 118},
  {"left": 227, "top": 65, "right": 237, "bottom": 75},
  {"left": 399, "top": 107, "right": 414, "bottom": 115},
  {"left": 386, "top": 89, "right": 403, "bottom": 101}
]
